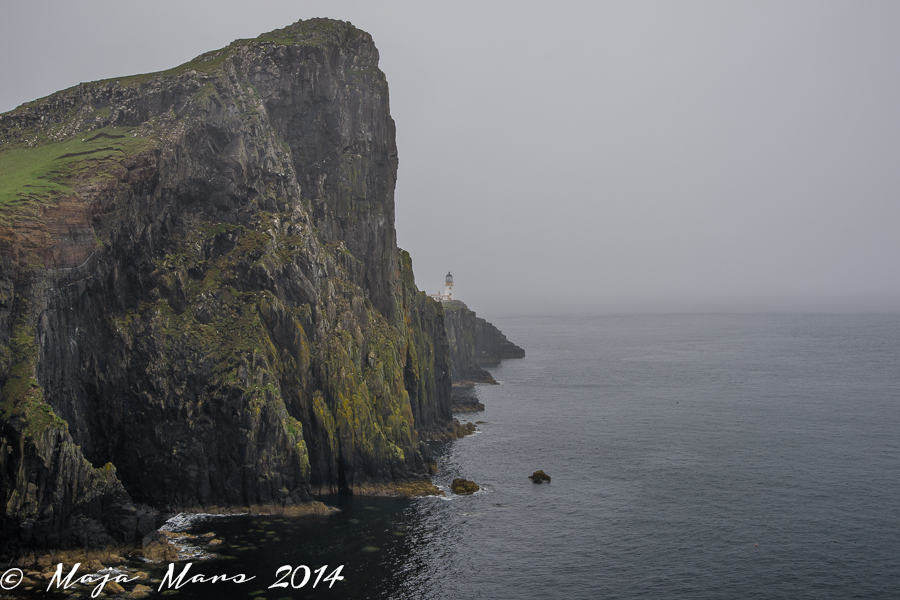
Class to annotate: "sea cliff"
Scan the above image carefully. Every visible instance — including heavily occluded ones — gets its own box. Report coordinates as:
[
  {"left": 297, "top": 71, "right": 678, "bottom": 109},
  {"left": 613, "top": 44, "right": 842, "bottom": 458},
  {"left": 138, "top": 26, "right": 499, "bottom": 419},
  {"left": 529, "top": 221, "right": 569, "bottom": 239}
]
[
  {"left": 441, "top": 300, "right": 495, "bottom": 384},
  {"left": 475, "top": 315, "right": 525, "bottom": 364},
  {"left": 0, "top": 19, "right": 452, "bottom": 555},
  {"left": 439, "top": 299, "right": 524, "bottom": 413},
  {"left": 441, "top": 300, "right": 524, "bottom": 379}
]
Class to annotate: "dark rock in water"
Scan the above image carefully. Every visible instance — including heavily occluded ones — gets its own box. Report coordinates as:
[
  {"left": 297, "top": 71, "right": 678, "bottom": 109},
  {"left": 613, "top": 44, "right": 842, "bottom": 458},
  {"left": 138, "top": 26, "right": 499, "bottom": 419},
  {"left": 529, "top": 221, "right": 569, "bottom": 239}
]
[
  {"left": 347, "top": 479, "right": 443, "bottom": 497},
  {"left": 450, "top": 478, "right": 480, "bottom": 495},
  {"left": 528, "top": 470, "right": 551, "bottom": 483},
  {"left": 456, "top": 420, "right": 477, "bottom": 437},
  {"left": 420, "top": 419, "right": 477, "bottom": 441},
  {"left": 0, "top": 18, "right": 456, "bottom": 555}
]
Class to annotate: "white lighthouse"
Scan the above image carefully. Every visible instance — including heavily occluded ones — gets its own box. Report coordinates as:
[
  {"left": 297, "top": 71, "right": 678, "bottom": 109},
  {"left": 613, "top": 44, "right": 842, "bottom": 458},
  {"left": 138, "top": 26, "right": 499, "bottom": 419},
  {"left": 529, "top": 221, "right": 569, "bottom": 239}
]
[
  {"left": 428, "top": 272, "right": 455, "bottom": 302},
  {"left": 443, "top": 272, "right": 454, "bottom": 300}
]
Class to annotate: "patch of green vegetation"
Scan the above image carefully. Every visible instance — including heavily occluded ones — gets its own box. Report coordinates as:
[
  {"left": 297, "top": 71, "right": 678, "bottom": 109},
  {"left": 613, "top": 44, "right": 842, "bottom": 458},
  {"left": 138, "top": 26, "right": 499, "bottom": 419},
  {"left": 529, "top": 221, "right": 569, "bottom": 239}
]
[
  {"left": 108, "top": 208, "right": 443, "bottom": 483},
  {"left": 258, "top": 19, "right": 338, "bottom": 48},
  {"left": 0, "top": 126, "right": 153, "bottom": 211},
  {"left": 192, "top": 83, "right": 220, "bottom": 107},
  {"left": 237, "top": 228, "right": 271, "bottom": 257},
  {"left": 0, "top": 303, "right": 67, "bottom": 439},
  {"left": 114, "top": 46, "right": 237, "bottom": 87},
  {"left": 308, "top": 292, "right": 426, "bottom": 468},
  {"left": 114, "top": 221, "right": 309, "bottom": 397},
  {"left": 286, "top": 415, "right": 311, "bottom": 479},
  {"left": 105, "top": 21, "right": 361, "bottom": 90},
  {"left": 398, "top": 250, "right": 416, "bottom": 286},
  {"left": 285, "top": 415, "right": 303, "bottom": 437},
  {"left": 257, "top": 33, "right": 299, "bottom": 46},
  {"left": 199, "top": 221, "right": 239, "bottom": 238}
]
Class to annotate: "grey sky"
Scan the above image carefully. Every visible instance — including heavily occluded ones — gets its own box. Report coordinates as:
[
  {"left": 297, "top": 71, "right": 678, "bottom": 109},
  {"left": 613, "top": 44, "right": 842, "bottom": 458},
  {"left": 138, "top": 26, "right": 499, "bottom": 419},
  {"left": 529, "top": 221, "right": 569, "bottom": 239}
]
[{"left": 3, "top": 1, "right": 899, "bottom": 315}]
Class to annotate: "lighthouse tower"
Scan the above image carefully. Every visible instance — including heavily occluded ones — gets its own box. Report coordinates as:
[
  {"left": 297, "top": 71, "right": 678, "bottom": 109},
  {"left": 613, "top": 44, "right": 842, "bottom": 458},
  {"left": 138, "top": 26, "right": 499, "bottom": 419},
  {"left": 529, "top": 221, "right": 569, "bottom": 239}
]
[
  {"left": 427, "top": 272, "right": 456, "bottom": 302},
  {"left": 443, "top": 272, "right": 454, "bottom": 300}
]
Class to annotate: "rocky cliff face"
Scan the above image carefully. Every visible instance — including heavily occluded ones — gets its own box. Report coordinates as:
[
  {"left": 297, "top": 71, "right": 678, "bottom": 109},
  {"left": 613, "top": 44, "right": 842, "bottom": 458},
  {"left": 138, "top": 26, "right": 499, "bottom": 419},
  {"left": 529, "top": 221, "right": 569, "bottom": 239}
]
[
  {"left": 440, "top": 300, "right": 524, "bottom": 384},
  {"left": 0, "top": 19, "right": 451, "bottom": 554},
  {"left": 475, "top": 316, "right": 525, "bottom": 364},
  {"left": 441, "top": 301, "right": 494, "bottom": 384}
]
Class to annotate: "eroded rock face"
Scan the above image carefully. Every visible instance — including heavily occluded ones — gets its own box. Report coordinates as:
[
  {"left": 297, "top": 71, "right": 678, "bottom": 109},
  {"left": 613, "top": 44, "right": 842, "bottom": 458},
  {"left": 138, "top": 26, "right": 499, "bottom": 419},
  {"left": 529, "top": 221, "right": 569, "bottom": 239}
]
[
  {"left": 0, "top": 18, "right": 451, "bottom": 554},
  {"left": 475, "top": 316, "right": 525, "bottom": 364},
  {"left": 441, "top": 300, "right": 496, "bottom": 384},
  {"left": 439, "top": 300, "right": 525, "bottom": 414}
]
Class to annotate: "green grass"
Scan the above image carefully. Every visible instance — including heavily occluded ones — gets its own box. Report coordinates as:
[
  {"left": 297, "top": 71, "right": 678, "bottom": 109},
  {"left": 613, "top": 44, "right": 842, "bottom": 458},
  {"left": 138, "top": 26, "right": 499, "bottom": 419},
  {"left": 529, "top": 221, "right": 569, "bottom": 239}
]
[
  {"left": 115, "top": 47, "right": 235, "bottom": 87},
  {"left": 106, "top": 19, "right": 366, "bottom": 87},
  {"left": 0, "top": 126, "right": 153, "bottom": 210},
  {"left": 110, "top": 22, "right": 349, "bottom": 88}
]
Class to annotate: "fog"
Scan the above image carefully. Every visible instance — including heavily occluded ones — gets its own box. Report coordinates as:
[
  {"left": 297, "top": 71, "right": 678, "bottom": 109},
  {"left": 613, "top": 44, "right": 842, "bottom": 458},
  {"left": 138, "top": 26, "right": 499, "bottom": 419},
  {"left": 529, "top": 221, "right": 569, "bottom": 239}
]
[{"left": 3, "top": 1, "right": 899, "bottom": 316}]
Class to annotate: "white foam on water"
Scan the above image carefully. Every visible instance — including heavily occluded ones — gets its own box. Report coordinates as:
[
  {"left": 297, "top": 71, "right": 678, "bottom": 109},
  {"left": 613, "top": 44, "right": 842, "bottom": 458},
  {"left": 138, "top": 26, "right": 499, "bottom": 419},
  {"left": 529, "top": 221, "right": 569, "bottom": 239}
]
[{"left": 159, "top": 512, "right": 247, "bottom": 532}]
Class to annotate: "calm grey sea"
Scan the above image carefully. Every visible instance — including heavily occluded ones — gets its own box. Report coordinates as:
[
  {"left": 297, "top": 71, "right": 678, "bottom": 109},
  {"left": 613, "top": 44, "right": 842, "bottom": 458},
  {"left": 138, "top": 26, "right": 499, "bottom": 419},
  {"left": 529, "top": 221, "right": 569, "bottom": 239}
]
[{"left": 25, "top": 313, "right": 899, "bottom": 600}]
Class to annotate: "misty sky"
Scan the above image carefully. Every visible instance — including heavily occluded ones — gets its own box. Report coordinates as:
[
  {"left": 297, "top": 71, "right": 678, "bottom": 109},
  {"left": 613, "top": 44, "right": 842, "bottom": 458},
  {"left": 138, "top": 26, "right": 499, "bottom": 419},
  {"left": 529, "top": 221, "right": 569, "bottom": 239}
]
[{"left": 3, "top": 1, "right": 899, "bottom": 316}]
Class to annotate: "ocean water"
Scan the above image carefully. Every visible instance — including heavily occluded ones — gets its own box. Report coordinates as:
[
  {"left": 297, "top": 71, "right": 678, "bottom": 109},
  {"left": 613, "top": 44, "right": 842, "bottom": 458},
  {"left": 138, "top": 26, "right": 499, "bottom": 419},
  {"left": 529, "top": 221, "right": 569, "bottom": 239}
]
[{"left": 12, "top": 313, "right": 900, "bottom": 599}]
